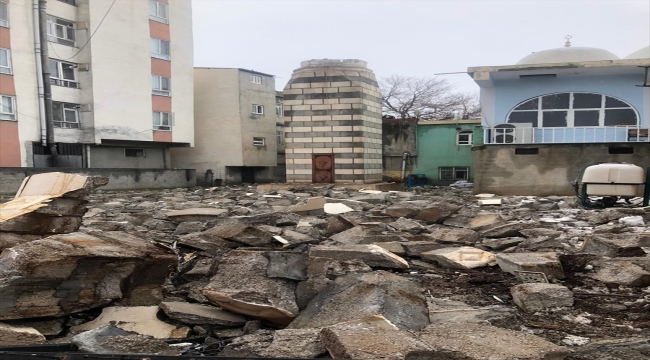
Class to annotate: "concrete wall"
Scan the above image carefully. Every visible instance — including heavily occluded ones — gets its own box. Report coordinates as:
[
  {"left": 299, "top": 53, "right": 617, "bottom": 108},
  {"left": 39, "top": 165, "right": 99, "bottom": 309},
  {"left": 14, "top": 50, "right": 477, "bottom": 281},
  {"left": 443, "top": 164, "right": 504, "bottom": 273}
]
[
  {"left": 238, "top": 70, "right": 278, "bottom": 167},
  {"left": 88, "top": 146, "right": 167, "bottom": 169},
  {"left": 412, "top": 120, "right": 480, "bottom": 185},
  {"left": 471, "top": 143, "right": 650, "bottom": 196},
  {"left": 382, "top": 119, "right": 417, "bottom": 182},
  {"left": 0, "top": 167, "right": 196, "bottom": 195}
]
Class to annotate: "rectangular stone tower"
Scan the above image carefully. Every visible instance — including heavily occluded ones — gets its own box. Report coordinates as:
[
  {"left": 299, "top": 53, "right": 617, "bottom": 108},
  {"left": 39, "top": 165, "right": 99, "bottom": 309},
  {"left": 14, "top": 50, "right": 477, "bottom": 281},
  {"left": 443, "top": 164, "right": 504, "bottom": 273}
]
[{"left": 283, "top": 59, "right": 383, "bottom": 183}]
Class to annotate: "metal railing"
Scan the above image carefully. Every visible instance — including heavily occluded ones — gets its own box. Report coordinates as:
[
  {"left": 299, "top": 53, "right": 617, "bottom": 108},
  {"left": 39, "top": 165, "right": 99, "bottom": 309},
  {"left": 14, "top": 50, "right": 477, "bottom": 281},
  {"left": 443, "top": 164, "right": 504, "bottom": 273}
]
[
  {"left": 50, "top": 78, "right": 80, "bottom": 89},
  {"left": 484, "top": 125, "right": 649, "bottom": 144}
]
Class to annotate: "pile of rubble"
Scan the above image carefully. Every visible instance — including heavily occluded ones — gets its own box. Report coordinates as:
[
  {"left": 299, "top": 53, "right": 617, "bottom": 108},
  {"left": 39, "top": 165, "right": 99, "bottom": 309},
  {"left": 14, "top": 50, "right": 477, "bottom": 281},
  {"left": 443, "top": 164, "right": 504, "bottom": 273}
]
[{"left": 0, "top": 175, "right": 648, "bottom": 359}]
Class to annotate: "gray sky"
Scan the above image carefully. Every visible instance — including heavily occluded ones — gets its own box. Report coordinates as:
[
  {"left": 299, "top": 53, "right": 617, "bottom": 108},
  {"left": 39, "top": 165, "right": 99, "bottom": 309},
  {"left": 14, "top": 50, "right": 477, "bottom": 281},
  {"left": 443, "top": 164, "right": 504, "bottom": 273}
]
[{"left": 192, "top": 0, "right": 650, "bottom": 93}]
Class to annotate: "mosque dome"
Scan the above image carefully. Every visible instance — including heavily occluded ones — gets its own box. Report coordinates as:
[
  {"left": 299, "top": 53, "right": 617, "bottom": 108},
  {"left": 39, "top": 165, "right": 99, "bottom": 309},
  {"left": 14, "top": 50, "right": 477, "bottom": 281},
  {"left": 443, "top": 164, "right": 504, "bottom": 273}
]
[
  {"left": 517, "top": 47, "right": 620, "bottom": 65},
  {"left": 624, "top": 46, "right": 650, "bottom": 59}
]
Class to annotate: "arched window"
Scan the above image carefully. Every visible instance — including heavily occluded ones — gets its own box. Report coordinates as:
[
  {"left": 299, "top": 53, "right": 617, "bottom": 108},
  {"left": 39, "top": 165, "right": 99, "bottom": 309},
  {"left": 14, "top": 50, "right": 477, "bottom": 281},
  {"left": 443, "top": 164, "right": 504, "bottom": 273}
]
[{"left": 507, "top": 93, "right": 638, "bottom": 128}]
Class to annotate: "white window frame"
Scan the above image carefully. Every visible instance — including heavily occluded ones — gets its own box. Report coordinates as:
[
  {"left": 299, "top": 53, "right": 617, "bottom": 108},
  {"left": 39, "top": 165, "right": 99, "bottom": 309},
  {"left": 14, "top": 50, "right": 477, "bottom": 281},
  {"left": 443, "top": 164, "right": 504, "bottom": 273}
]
[
  {"left": 46, "top": 16, "right": 75, "bottom": 47},
  {"left": 49, "top": 59, "right": 79, "bottom": 88},
  {"left": 251, "top": 75, "right": 262, "bottom": 84},
  {"left": 276, "top": 102, "right": 283, "bottom": 117},
  {"left": 152, "top": 75, "right": 171, "bottom": 96},
  {"left": 456, "top": 131, "right": 473, "bottom": 146},
  {"left": 0, "top": 1, "right": 9, "bottom": 28},
  {"left": 253, "top": 137, "right": 265, "bottom": 146},
  {"left": 153, "top": 111, "right": 171, "bottom": 131},
  {"left": 252, "top": 104, "right": 264, "bottom": 115},
  {"left": 125, "top": 148, "right": 146, "bottom": 158},
  {"left": 507, "top": 92, "right": 639, "bottom": 128},
  {"left": 150, "top": 37, "right": 170, "bottom": 60},
  {"left": 0, "top": 47, "right": 11, "bottom": 75},
  {"left": 52, "top": 101, "right": 80, "bottom": 128},
  {"left": 276, "top": 129, "right": 284, "bottom": 145},
  {"left": 149, "top": 0, "right": 168, "bottom": 24},
  {"left": 0, "top": 95, "right": 16, "bottom": 121}
]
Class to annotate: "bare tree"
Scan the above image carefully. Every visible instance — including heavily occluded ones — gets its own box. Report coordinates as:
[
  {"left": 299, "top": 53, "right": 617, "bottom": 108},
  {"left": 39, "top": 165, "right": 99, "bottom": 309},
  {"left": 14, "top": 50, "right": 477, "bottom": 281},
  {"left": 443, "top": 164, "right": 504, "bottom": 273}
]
[{"left": 380, "top": 75, "right": 481, "bottom": 120}]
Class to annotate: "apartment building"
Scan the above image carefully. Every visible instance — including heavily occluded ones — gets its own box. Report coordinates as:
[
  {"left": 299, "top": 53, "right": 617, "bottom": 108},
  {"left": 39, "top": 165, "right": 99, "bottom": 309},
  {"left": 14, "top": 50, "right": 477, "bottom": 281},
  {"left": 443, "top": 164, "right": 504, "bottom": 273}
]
[
  {"left": 0, "top": 0, "right": 193, "bottom": 168},
  {"left": 171, "top": 68, "right": 278, "bottom": 184}
]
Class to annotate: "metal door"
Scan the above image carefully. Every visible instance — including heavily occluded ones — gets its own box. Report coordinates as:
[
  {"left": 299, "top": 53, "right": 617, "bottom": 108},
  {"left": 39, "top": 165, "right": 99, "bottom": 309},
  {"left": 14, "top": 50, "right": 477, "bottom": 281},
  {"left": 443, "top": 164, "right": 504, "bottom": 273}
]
[{"left": 312, "top": 154, "right": 334, "bottom": 183}]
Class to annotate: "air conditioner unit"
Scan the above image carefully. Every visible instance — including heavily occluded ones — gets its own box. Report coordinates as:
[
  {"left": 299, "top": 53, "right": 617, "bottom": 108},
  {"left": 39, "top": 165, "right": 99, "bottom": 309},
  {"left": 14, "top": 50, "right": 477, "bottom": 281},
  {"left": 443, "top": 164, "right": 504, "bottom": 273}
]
[{"left": 491, "top": 123, "right": 534, "bottom": 144}]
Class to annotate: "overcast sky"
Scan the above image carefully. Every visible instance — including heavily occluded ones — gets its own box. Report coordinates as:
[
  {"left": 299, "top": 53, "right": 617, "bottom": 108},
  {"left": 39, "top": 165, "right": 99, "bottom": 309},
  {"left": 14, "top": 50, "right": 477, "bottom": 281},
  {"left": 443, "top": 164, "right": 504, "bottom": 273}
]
[{"left": 192, "top": 0, "right": 650, "bottom": 94}]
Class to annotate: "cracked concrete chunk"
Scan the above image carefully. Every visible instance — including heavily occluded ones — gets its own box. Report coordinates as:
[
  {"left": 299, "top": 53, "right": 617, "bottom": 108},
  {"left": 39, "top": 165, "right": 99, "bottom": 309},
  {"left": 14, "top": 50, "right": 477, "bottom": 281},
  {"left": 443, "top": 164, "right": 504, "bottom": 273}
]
[
  {"left": 165, "top": 208, "right": 228, "bottom": 223},
  {"left": 483, "top": 222, "right": 532, "bottom": 238},
  {"left": 159, "top": 301, "right": 247, "bottom": 326},
  {"left": 289, "top": 270, "right": 429, "bottom": 330},
  {"left": 0, "top": 322, "right": 45, "bottom": 346},
  {"left": 511, "top": 283, "right": 574, "bottom": 312},
  {"left": 309, "top": 244, "right": 409, "bottom": 269},
  {"left": 290, "top": 197, "right": 327, "bottom": 215},
  {"left": 587, "top": 260, "right": 650, "bottom": 287},
  {"left": 320, "top": 315, "right": 431, "bottom": 360},
  {"left": 71, "top": 306, "right": 190, "bottom": 339},
  {"left": 265, "top": 251, "right": 308, "bottom": 280},
  {"left": 421, "top": 246, "right": 497, "bottom": 269},
  {"left": 482, "top": 237, "right": 525, "bottom": 250},
  {"left": 324, "top": 202, "right": 355, "bottom": 214},
  {"left": 427, "top": 227, "right": 480, "bottom": 244},
  {"left": 202, "top": 250, "right": 299, "bottom": 326},
  {"left": 496, "top": 252, "right": 565, "bottom": 279},
  {"left": 427, "top": 298, "right": 515, "bottom": 325},
  {"left": 0, "top": 231, "right": 176, "bottom": 320},
  {"left": 222, "top": 328, "right": 326, "bottom": 358},
  {"left": 206, "top": 224, "right": 273, "bottom": 247},
  {"left": 580, "top": 234, "right": 647, "bottom": 257},
  {"left": 71, "top": 325, "right": 180, "bottom": 355},
  {"left": 413, "top": 203, "right": 462, "bottom": 223},
  {"left": 410, "top": 322, "right": 569, "bottom": 360}
]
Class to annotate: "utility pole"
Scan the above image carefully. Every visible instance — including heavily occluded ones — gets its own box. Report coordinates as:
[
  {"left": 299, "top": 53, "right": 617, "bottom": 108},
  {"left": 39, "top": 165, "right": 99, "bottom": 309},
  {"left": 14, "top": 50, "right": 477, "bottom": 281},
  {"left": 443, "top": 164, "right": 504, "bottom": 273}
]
[{"left": 38, "top": 0, "right": 58, "bottom": 164}]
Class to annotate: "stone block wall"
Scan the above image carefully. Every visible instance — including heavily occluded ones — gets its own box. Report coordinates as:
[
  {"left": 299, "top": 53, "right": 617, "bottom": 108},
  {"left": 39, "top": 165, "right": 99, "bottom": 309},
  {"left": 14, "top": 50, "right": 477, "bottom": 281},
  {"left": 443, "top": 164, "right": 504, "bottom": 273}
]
[{"left": 283, "top": 59, "right": 383, "bottom": 183}]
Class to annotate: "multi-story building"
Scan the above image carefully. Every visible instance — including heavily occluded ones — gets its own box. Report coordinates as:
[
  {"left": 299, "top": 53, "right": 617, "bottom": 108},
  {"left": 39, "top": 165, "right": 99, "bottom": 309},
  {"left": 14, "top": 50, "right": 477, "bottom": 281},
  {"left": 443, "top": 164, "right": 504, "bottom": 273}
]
[
  {"left": 171, "top": 68, "right": 278, "bottom": 184},
  {"left": 0, "top": 0, "right": 193, "bottom": 168}
]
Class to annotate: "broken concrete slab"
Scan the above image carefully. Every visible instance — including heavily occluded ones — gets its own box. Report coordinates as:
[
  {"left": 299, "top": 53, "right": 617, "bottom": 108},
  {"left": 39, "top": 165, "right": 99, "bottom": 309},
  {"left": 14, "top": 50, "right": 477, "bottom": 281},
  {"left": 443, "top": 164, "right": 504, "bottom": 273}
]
[
  {"left": 320, "top": 315, "right": 431, "bottom": 360},
  {"left": 0, "top": 231, "right": 177, "bottom": 320},
  {"left": 159, "top": 301, "right": 246, "bottom": 326},
  {"left": 520, "top": 228, "right": 563, "bottom": 239},
  {"left": 482, "top": 237, "right": 525, "bottom": 250},
  {"left": 479, "top": 198, "right": 502, "bottom": 206},
  {"left": 324, "top": 202, "right": 355, "bottom": 214},
  {"left": 388, "top": 217, "right": 426, "bottom": 233},
  {"left": 165, "top": 208, "right": 228, "bottom": 223},
  {"left": 421, "top": 247, "right": 497, "bottom": 269},
  {"left": 482, "top": 222, "right": 532, "bottom": 238},
  {"left": 4, "top": 318, "right": 65, "bottom": 336},
  {"left": 426, "top": 298, "right": 515, "bottom": 325},
  {"left": 174, "top": 221, "right": 206, "bottom": 235},
  {"left": 468, "top": 213, "right": 502, "bottom": 230},
  {"left": 206, "top": 224, "right": 273, "bottom": 247},
  {"left": 325, "top": 215, "right": 356, "bottom": 235},
  {"left": 71, "top": 325, "right": 180, "bottom": 355},
  {"left": 264, "top": 251, "right": 308, "bottom": 280},
  {"left": 289, "top": 271, "right": 429, "bottom": 330},
  {"left": 410, "top": 322, "right": 569, "bottom": 360},
  {"left": 375, "top": 241, "right": 406, "bottom": 256},
  {"left": 511, "top": 283, "right": 574, "bottom": 312},
  {"left": 221, "top": 328, "right": 327, "bottom": 358},
  {"left": 413, "top": 203, "right": 462, "bottom": 224},
  {"left": 587, "top": 260, "right": 650, "bottom": 287},
  {"left": 0, "top": 322, "right": 46, "bottom": 346},
  {"left": 309, "top": 244, "right": 409, "bottom": 269},
  {"left": 202, "top": 250, "right": 299, "bottom": 326},
  {"left": 427, "top": 227, "right": 480, "bottom": 244},
  {"left": 383, "top": 204, "right": 421, "bottom": 218},
  {"left": 580, "top": 234, "right": 647, "bottom": 257},
  {"left": 290, "top": 197, "right": 326, "bottom": 216},
  {"left": 71, "top": 306, "right": 190, "bottom": 339},
  {"left": 306, "top": 257, "right": 373, "bottom": 277},
  {"left": 401, "top": 241, "right": 448, "bottom": 257},
  {"left": 496, "top": 252, "right": 565, "bottom": 279}
]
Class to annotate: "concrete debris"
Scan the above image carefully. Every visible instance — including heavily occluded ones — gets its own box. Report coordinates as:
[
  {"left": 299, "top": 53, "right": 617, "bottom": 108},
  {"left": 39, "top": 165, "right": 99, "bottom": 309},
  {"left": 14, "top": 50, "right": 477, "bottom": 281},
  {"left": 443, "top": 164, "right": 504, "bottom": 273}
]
[
  {"left": 0, "top": 322, "right": 46, "bottom": 346},
  {"left": 290, "top": 197, "right": 326, "bottom": 215},
  {"left": 511, "top": 283, "right": 574, "bottom": 312},
  {"left": 202, "top": 250, "right": 299, "bottom": 326},
  {"left": 562, "top": 334, "right": 590, "bottom": 346},
  {"left": 580, "top": 234, "right": 647, "bottom": 257},
  {"left": 221, "top": 328, "right": 327, "bottom": 358},
  {"left": 309, "top": 244, "right": 409, "bottom": 269},
  {"left": 587, "top": 260, "right": 650, "bottom": 287},
  {"left": 71, "top": 325, "right": 180, "bottom": 355},
  {"left": 206, "top": 224, "right": 273, "bottom": 246},
  {"left": 426, "top": 298, "right": 515, "bottom": 325},
  {"left": 496, "top": 252, "right": 566, "bottom": 279},
  {"left": 264, "top": 251, "right": 308, "bottom": 280},
  {"left": 159, "top": 302, "right": 247, "bottom": 326},
  {"left": 421, "top": 246, "right": 497, "bottom": 269},
  {"left": 324, "top": 202, "right": 355, "bottom": 214},
  {"left": 320, "top": 315, "right": 431, "bottom": 360},
  {"left": 413, "top": 203, "right": 462, "bottom": 223},
  {"left": 480, "top": 198, "right": 502, "bottom": 206},
  {"left": 618, "top": 216, "right": 645, "bottom": 227},
  {"left": 165, "top": 208, "right": 228, "bottom": 223},
  {"left": 427, "top": 227, "right": 480, "bottom": 244}
]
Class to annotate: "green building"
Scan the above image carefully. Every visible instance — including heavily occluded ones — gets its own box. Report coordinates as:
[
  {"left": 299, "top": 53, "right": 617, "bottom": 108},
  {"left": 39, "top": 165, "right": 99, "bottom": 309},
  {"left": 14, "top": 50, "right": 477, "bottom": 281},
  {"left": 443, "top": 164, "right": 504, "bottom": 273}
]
[{"left": 412, "top": 119, "right": 482, "bottom": 185}]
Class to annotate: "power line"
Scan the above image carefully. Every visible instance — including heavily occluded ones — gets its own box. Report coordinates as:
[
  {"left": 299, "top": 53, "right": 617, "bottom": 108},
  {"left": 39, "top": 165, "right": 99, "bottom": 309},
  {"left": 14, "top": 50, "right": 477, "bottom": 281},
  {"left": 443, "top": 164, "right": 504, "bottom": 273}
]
[{"left": 60, "top": 0, "right": 117, "bottom": 61}]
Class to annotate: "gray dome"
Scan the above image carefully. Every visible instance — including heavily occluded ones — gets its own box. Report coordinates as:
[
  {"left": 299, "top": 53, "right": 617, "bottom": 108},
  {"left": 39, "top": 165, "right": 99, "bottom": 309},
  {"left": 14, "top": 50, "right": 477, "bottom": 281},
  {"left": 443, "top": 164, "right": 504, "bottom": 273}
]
[
  {"left": 624, "top": 46, "right": 650, "bottom": 59},
  {"left": 517, "top": 47, "right": 620, "bottom": 65}
]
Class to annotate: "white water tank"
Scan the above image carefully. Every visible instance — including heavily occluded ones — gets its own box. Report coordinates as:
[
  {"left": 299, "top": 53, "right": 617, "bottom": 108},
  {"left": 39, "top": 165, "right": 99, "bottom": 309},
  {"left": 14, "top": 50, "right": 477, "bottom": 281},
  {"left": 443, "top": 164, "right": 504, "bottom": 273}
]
[{"left": 582, "top": 163, "right": 645, "bottom": 197}]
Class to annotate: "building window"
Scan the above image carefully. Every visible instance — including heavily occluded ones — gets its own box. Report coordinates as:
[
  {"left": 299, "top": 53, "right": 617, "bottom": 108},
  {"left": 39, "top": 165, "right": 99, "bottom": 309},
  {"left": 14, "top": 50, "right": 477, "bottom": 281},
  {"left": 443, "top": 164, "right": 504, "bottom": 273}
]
[
  {"left": 125, "top": 148, "right": 145, "bottom": 158},
  {"left": 46, "top": 16, "right": 75, "bottom": 47},
  {"left": 57, "top": 0, "right": 76, "bottom": 5},
  {"left": 49, "top": 59, "right": 79, "bottom": 88},
  {"left": 439, "top": 166, "right": 469, "bottom": 181},
  {"left": 253, "top": 137, "right": 265, "bottom": 146},
  {"left": 52, "top": 101, "right": 80, "bottom": 128},
  {"left": 152, "top": 75, "right": 171, "bottom": 96},
  {"left": 0, "top": 1, "right": 9, "bottom": 27},
  {"left": 252, "top": 105, "right": 264, "bottom": 115},
  {"left": 0, "top": 47, "right": 11, "bottom": 74},
  {"left": 251, "top": 75, "right": 262, "bottom": 84},
  {"left": 276, "top": 103, "right": 283, "bottom": 117},
  {"left": 153, "top": 111, "right": 171, "bottom": 130},
  {"left": 456, "top": 131, "right": 473, "bottom": 145},
  {"left": 0, "top": 95, "right": 16, "bottom": 121},
  {"left": 507, "top": 92, "right": 638, "bottom": 128},
  {"left": 148, "top": 0, "right": 168, "bottom": 24},
  {"left": 150, "top": 38, "right": 170, "bottom": 60},
  {"left": 276, "top": 129, "right": 284, "bottom": 145}
]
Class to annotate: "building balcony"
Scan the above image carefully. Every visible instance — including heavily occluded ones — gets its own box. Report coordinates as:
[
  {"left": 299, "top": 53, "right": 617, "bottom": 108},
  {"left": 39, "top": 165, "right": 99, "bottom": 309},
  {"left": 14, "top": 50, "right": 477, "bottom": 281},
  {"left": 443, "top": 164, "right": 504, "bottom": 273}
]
[{"left": 483, "top": 125, "right": 648, "bottom": 144}]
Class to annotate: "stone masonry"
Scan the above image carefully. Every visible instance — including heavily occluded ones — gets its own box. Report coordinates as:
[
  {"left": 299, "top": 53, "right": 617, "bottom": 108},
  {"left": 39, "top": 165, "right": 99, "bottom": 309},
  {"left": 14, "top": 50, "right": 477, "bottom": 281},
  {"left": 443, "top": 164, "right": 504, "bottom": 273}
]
[{"left": 283, "top": 59, "right": 383, "bottom": 183}]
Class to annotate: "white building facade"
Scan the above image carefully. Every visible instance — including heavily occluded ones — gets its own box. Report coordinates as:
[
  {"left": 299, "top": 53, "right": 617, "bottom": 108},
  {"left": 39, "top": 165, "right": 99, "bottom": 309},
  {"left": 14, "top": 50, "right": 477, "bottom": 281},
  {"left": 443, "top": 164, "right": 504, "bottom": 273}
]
[{"left": 0, "top": 0, "right": 193, "bottom": 168}]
